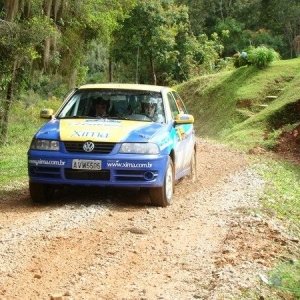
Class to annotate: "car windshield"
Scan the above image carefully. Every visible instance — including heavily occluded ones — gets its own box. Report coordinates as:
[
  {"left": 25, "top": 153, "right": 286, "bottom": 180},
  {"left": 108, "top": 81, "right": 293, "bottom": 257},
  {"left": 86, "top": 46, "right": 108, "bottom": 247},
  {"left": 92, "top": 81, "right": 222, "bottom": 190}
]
[{"left": 57, "top": 89, "right": 166, "bottom": 123}]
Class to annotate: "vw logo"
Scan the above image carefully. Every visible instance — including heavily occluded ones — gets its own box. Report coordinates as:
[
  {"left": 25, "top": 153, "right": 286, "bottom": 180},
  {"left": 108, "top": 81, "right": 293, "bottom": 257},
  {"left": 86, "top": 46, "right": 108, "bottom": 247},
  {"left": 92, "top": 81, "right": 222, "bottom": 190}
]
[{"left": 83, "top": 141, "right": 95, "bottom": 152}]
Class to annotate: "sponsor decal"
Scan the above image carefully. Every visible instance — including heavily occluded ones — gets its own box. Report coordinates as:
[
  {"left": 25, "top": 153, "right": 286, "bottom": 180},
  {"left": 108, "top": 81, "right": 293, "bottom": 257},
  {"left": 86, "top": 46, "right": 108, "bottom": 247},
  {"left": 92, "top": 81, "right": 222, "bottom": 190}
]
[
  {"left": 72, "top": 119, "right": 122, "bottom": 126},
  {"left": 176, "top": 127, "right": 186, "bottom": 141},
  {"left": 29, "top": 159, "right": 66, "bottom": 166},
  {"left": 60, "top": 119, "right": 149, "bottom": 142},
  {"left": 107, "top": 160, "right": 153, "bottom": 169},
  {"left": 71, "top": 130, "right": 109, "bottom": 138}
]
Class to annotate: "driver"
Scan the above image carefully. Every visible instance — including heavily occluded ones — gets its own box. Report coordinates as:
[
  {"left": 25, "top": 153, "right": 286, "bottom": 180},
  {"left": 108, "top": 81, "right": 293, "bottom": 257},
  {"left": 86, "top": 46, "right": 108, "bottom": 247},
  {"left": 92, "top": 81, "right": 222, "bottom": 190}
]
[
  {"left": 94, "top": 97, "right": 110, "bottom": 117},
  {"left": 141, "top": 97, "right": 157, "bottom": 119},
  {"left": 141, "top": 97, "right": 164, "bottom": 123}
]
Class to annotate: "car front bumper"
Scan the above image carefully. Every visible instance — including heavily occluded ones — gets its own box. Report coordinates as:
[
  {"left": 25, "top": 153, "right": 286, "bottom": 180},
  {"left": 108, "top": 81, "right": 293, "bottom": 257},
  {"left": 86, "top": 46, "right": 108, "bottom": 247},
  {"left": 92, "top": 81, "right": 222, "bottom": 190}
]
[{"left": 28, "top": 150, "right": 168, "bottom": 188}]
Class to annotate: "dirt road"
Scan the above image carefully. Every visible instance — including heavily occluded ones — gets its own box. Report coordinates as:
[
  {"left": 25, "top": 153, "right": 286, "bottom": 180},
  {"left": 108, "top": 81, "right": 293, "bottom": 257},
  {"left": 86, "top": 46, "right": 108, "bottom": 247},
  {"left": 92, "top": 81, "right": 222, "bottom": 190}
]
[{"left": 0, "top": 140, "right": 294, "bottom": 299}]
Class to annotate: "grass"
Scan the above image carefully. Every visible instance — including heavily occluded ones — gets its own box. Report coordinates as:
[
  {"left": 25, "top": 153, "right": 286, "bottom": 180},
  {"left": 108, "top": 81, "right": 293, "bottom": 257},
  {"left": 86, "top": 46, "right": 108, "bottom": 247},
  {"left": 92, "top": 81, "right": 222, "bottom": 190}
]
[
  {"left": 255, "top": 159, "right": 300, "bottom": 235},
  {"left": 268, "top": 260, "right": 300, "bottom": 299},
  {"left": 252, "top": 157, "right": 300, "bottom": 300},
  {"left": 178, "top": 57, "right": 300, "bottom": 151},
  {"left": 0, "top": 97, "right": 61, "bottom": 187}
]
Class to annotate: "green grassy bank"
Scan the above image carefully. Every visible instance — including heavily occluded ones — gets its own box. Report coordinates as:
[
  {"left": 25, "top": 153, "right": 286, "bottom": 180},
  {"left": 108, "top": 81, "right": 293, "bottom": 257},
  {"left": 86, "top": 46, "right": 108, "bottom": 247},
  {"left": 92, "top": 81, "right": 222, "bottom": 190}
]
[
  {"left": 178, "top": 57, "right": 300, "bottom": 151},
  {"left": 0, "top": 97, "right": 61, "bottom": 187},
  {"left": 178, "top": 58, "right": 300, "bottom": 299}
]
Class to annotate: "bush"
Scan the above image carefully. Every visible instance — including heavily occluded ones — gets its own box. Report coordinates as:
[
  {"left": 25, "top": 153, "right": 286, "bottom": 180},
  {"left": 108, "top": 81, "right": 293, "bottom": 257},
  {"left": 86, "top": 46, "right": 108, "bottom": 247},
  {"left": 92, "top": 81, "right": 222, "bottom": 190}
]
[
  {"left": 233, "top": 46, "right": 280, "bottom": 69},
  {"left": 248, "top": 46, "right": 280, "bottom": 69}
]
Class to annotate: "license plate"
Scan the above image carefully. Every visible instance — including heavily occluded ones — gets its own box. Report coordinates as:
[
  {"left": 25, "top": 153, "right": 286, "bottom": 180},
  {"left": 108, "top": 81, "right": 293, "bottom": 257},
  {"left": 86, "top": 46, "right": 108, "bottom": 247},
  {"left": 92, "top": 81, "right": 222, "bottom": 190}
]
[{"left": 72, "top": 159, "right": 102, "bottom": 170}]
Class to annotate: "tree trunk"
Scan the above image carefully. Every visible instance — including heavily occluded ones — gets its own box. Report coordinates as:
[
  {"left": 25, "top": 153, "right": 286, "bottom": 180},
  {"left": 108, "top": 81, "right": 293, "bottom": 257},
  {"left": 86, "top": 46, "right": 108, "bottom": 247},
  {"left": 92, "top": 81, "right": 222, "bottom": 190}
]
[
  {"left": 219, "top": 0, "right": 224, "bottom": 20},
  {"left": 0, "top": 60, "right": 18, "bottom": 145},
  {"left": 4, "top": 0, "right": 19, "bottom": 21},
  {"left": 109, "top": 56, "right": 113, "bottom": 82},
  {"left": 53, "top": 0, "right": 62, "bottom": 22},
  {"left": 149, "top": 54, "right": 157, "bottom": 85},
  {"left": 68, "top": 68, "right": 77, "bottom": 89},
  {"left": 43, "top": 0, "right": 53, "bottom": 71},
  {"left": 135, "top": 46, "right": 140, "bottom": 84}
]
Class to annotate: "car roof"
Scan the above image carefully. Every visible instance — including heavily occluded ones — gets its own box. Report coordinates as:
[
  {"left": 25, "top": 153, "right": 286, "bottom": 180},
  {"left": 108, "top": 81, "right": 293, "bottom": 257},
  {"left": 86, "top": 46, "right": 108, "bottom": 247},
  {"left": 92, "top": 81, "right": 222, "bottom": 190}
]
[{"left": 78, "top": 83, "right": 172, "bottom": 93}]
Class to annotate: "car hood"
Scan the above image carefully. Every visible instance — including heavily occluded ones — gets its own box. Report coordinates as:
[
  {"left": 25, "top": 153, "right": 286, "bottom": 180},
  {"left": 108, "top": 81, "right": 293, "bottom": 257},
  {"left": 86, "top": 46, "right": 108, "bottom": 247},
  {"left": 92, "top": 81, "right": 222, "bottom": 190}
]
[{"left": 35, "top": 118, "right": 169, "bottom": 143}]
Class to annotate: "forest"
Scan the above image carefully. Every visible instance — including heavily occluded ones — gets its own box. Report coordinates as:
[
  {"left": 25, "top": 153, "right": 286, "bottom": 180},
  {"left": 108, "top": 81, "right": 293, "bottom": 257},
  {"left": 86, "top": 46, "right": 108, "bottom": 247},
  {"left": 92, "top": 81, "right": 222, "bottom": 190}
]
[{"left": 0, "top": 0, "right": 300, "bottom": 144}]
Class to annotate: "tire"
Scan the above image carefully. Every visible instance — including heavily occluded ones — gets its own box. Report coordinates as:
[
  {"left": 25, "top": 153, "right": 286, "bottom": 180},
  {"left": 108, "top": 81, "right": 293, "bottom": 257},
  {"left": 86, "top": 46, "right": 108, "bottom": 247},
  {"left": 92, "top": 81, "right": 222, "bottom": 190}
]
[
  {"left": 29, "top": 182, "right": 54, "bottom": 204},
  {"left": 149, "top": 157, "right": 174, "bottom": 207},
  {"left": 189, "top": 149, "right": 197, "bottom": 182}
]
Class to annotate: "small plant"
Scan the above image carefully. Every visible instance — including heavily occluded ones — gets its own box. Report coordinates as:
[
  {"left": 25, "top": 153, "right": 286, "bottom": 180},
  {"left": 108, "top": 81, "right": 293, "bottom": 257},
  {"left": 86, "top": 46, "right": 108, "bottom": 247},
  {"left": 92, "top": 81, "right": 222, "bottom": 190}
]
[
  {"left": 261, "top": 129, "right": 283, "bottom": 150},
  {"left": 248, "top": 46, "right": 280, "bottom": 69},
  {"left": 269, "top": 260, "right": 300, "bottom": 298}
]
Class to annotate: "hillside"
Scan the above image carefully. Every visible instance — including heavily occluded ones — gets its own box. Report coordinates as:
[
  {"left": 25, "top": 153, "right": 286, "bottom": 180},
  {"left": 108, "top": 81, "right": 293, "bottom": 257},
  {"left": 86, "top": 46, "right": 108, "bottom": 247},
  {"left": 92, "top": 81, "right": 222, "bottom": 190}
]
[{"left": 178, "top": 58, "right": 300, "bottom": 161}]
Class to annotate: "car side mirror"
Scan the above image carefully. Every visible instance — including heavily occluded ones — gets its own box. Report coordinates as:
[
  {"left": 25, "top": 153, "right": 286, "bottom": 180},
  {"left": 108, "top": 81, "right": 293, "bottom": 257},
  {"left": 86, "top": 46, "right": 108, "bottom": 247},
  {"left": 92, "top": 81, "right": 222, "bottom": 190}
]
[
  {"left": 174, "top": 113, "right": 194, "bottom": 125},
  {"left": 40, "top": 108, "right": 54, "bottom": 119}
]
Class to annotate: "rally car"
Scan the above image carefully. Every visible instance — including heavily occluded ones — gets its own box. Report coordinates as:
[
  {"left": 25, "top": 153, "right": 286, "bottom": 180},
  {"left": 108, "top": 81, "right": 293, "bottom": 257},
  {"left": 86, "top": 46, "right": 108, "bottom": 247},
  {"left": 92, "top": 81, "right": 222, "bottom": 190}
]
[{"left": 28, "top": 83, "right": 196, "bottom": 207}]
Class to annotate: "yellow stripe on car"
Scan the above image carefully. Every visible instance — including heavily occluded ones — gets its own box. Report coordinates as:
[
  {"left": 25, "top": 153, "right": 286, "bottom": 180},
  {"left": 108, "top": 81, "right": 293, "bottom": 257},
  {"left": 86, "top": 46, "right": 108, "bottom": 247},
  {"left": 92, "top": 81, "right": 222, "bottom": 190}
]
[{"left": 60, "top": 119, "right": 145, "bottom": 142}]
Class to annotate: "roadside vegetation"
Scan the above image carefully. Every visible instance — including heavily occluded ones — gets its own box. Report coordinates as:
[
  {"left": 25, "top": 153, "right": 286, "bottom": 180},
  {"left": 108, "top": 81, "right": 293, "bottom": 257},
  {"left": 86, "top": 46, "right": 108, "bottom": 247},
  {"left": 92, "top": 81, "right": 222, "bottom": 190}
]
[
  {"left": 0, "top": 97, "right": 61, "bottom": 186},
  {"left": 178, "top": 57, "right": 300, "bottom": 299},
  {"left": 1, "top": 1, "right": 300, "bottom": 298},
  {"left": 256, "top": 159, "right": 300, "bottom": 298},
  {"left": 178, "top": 57, "right": 300, "bottom": 152}
]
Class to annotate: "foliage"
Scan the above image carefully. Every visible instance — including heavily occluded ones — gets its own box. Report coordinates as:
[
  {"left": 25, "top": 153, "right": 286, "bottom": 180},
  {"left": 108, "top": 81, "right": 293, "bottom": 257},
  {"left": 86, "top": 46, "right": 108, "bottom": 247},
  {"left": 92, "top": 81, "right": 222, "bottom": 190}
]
[
  {"left": 247, "top": 28, "right": 284, "bottom": 53},
  {"left": 214, "top": 17, "right": 246, "bottom": 56},
  {"left": 0, "top": 0, "right": 136, "bottom": 145},
  {"left": 233, "top": 46, "right": 280, "bottom": 69},
  {"left": 111, "top": 0, "right": 224, "bottom": 85},
  {"left": 247, "top": 46, "right": 280, "bottom": 69},
  {"left": 112, "top": 0, "right": 190, "bottom": 84},
  {"left": 260, "top": 129, "right": 282, "bottom": 150},
  {"left": 85, "top": 41, "right": 110, "bottom": 83},
  {"left": 26, "top": 72, "right": 69, "bottom": 99},
  {"left": 0, "top": 96, "right": 61, "bottom": 185},
  {"left": 177, "top": 0, "right": 300, "bottom": 59}
]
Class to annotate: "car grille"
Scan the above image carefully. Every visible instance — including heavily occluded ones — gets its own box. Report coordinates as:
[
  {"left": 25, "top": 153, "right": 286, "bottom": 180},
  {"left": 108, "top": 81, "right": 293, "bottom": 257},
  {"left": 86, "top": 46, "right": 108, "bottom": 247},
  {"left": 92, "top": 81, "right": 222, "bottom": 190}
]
[
  {"left": 65, "top": 169, "right": 110, "bottom": 180},
  {"left": 64, "top": 142, "right": 116, "bottom": 154}
]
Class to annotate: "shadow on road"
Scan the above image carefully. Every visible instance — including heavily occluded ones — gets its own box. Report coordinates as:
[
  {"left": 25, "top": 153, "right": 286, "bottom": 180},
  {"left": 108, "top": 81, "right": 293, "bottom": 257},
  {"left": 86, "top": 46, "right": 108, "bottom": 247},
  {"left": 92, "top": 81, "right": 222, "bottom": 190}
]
[{"left": 0, "top": 185, "right": 152, "bottom": 213}]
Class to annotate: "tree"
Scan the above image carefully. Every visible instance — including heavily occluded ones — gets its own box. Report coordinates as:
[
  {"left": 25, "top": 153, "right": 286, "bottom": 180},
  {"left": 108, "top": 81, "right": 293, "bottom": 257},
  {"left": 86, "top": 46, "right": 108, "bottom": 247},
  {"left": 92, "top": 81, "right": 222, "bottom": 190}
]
[
  {"left": 111, "top": 0, "right": 218, "bottom": 85},
  {"left": 0, "top": 0, "right": 56, "bottom": 144},
  {"left": 178, "top": 0, "right": 300, "bottom": 59},
  {"left": 0, "top": 0, "right": 136, "bottom": 145},
  {"left": 259, "top": 0, "right": 300, "bottom": 58}
]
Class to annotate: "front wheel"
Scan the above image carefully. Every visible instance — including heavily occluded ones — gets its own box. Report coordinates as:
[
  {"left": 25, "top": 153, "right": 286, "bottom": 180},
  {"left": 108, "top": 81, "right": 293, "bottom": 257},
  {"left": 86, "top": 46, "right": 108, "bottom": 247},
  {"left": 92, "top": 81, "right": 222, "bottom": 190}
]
[
  {"left": 29, "top": 182, "right": 54, "bottom": 204},
  {"left": 149, "top": 157, "right": 174, "bottom": 207}
]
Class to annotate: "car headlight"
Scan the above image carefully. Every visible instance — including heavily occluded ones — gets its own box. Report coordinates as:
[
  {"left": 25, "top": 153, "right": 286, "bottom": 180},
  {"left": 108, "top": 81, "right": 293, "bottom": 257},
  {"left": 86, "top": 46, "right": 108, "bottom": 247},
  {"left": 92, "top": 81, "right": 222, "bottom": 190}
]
[
  {"left": 30, "top": 139, "right": 60, "bottom": 151},
  {"left": 119, "top": 143, "right": 159, "bottom": 154}
]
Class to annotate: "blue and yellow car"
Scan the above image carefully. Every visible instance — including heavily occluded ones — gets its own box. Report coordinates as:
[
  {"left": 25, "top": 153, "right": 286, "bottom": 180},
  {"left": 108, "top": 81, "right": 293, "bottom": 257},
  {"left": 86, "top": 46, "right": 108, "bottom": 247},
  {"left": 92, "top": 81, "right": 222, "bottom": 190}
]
[{"left": 28, "top": 84, "right": 196, "bottom": 207}]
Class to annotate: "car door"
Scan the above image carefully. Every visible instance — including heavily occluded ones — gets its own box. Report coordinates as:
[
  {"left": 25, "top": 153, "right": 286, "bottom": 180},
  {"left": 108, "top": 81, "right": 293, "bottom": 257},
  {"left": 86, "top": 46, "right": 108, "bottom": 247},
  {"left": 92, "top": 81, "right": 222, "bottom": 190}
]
[{"left": 167, "top": 91, "right": 194, "bottom": 179}]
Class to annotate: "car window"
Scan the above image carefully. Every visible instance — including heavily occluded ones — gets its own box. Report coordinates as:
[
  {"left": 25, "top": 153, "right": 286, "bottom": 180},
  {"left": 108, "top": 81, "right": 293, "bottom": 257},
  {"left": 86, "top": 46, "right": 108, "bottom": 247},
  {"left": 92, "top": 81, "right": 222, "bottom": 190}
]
[
  {"left": 172, "top": 91, "right": 187, "bottom": 114},
  {"left": 167, "top": 92, "right": 180, "bottom": 118},
  {"left": 57, "top": 89, "right": 166, "bottom": 123}
]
